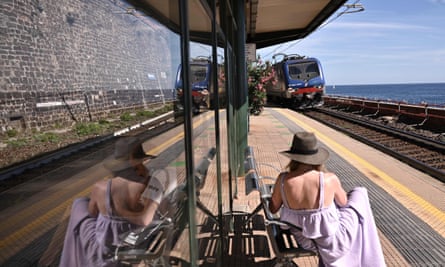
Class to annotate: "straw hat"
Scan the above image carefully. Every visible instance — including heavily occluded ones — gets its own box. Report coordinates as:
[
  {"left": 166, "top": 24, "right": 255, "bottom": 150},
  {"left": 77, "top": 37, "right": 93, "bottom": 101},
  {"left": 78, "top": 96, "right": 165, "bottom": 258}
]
[
  {"left": 280, "top": 132, "right": 329, "bottom": 165},
  {"left": 103, "top": 137, "right": 152, "bottom": 172}
]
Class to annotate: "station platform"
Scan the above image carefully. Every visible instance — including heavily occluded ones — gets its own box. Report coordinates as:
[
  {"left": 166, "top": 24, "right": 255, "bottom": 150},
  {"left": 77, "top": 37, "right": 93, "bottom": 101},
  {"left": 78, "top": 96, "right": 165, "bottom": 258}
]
[
  {"left": 192, "top": 107, "right": 445, "bottom": 266},
  {"left": 1, "top": 107, "right": 445, "bottom": 267}
]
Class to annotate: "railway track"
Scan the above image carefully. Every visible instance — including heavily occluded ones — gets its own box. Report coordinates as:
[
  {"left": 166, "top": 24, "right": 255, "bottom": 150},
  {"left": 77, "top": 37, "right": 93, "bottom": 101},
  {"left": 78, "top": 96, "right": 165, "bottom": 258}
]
[
  {"left": 303, "top": 107, "right": 445, "bottom": 182},
  {"left": 0, "top": 111, "right": 177, "bottom": 193}
]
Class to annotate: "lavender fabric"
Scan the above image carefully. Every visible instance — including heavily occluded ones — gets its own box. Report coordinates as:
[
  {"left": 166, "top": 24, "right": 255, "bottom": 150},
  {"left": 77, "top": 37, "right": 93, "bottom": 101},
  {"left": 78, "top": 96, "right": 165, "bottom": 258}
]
[
  {"left": 279, "top": 172, "right": 386, "bottom": 267},
  {"left": 59, "top": 180, "right": 139, "bottom": 267}
]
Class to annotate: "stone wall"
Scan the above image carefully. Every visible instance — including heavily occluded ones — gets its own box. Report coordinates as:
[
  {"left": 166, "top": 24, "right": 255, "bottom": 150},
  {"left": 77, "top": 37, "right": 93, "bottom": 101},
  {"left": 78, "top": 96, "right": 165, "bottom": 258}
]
[{"left": 0, "top": 0, "right": 178, "bottom": 133}]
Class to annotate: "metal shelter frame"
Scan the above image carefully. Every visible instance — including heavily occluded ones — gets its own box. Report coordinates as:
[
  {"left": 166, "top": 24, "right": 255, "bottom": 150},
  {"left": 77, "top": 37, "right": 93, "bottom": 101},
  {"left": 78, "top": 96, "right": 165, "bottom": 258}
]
[{"left": 126, "top": 1, "right": 348, "bottom": 266}]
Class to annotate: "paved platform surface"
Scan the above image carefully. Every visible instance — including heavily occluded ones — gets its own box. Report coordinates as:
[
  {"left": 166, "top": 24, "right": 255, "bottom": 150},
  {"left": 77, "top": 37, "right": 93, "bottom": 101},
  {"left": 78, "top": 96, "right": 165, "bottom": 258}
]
[
  {"left": 2, "top": 107, "right": 445, "bottom": 267},
  {"left": 192, "top": 107, "right": 445, "bottom": 267}
]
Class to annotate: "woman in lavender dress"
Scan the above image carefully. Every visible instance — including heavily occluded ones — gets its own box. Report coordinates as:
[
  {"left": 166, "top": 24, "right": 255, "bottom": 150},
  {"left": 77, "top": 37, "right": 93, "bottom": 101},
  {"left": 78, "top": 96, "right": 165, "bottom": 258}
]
[
  {"left": 59, "top": 137, "right": 169, "bottom": 267},
  {"left": 269, "top": 132, "right": 386, "bottom": 267}
]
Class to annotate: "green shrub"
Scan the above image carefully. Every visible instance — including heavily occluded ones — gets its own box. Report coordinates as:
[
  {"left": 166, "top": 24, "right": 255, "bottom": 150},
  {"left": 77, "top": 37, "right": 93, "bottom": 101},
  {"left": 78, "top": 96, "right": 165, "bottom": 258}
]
[
  {"left": 34, "top": 132, "right": 60, "bottom": 143},
  {"left": 248, "top": 57, "right": 276, "bottom": 115},
  {"left": 98, "top": 119, "right": 110, "bottom": 125},
  {"left": 6, "top": 129, "right": 18, "bottom": 138},
  {"left": 6, "top": 138, "right": 28, "bottom": 147},
  {"left": 75, "top": 122, "right": 103, "bottom": 136},
  {"left": 137, "top": 110, "right": 154, "bottom": 118},
  {"left": 120, "top": 112, "right": 133, "bottom": 122}
]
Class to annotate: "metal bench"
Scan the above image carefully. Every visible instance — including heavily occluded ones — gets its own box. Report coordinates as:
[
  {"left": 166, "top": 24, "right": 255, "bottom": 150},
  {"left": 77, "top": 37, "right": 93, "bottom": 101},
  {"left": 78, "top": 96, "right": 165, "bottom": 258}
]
[
  {"left": 244, "top": 146, "right": 318, "bottom": 267},
  {"left": 260, "top": 193, "right": 318, "bottom": 267},
  {"left": 243, "top": 146, "right": 279, "bottom": 222},
  {"left": 114, "top": 185, "right": 188, "bottom": 266},
  {"left": 195, "top": 147, "right": 218, "bottom": 223}
]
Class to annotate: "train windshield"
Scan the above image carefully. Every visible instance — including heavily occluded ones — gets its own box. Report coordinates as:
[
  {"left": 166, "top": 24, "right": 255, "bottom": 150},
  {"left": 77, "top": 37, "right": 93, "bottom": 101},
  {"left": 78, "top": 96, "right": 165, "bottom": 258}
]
[
  {"left": 288, "top": 65, "right": 302, "bottom": 79},
  {"left": 191, "top": 65, "right": 208, "bottom": 83},
  {"left": 287, "top": 61, "right": 320, "bottom": 81}
]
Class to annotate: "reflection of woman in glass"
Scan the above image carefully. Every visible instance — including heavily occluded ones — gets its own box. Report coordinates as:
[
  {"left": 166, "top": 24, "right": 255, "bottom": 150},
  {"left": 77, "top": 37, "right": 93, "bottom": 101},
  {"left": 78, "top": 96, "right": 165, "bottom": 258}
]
[{"left": 59, "top": 137, "right": 172, "bottom": 267}]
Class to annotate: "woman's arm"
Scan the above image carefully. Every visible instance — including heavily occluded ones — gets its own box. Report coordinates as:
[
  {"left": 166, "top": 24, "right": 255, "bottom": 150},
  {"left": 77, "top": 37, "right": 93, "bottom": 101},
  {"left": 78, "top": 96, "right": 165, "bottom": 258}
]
[
  {"left": 119, "top": 173, "right": 166, "bottom": 226},
  {"left": 118, "top": 198, "right": 160, "bottom": 226},
  {"left": 333, "top": 175, "right": 348, "bottom": 207},
  {"left": 269, "top": 173, "right": 283, "bottom": 213},
  {"left": 88, "top": 183, "right": 102, "bottom": 217}
]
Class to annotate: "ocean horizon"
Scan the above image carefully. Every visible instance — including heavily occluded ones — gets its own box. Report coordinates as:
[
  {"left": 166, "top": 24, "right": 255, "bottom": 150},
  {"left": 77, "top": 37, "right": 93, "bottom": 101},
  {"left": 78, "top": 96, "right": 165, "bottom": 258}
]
[{"left": 325, "top": 82, "right": 445, "bottom": 107}]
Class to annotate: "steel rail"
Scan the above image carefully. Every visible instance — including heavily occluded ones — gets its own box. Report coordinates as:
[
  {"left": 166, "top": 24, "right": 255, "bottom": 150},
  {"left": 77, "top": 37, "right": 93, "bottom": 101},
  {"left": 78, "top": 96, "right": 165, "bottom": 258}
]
[
  {"left": 0, "top": 111, "right": 175, "bottom": 182},
  {"left": 304, "top": 108, "right": 445, "bottom": 182}
]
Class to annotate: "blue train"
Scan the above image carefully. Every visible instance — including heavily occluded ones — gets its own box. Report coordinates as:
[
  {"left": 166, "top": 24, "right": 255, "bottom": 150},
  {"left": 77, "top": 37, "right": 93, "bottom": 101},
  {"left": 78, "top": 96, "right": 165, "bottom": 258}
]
[
  {"left": 174, "top": 56, "right": 225, "bottom": 115},
  {"left": 265, "top": 53, "right": 325, "bottom": 109}
]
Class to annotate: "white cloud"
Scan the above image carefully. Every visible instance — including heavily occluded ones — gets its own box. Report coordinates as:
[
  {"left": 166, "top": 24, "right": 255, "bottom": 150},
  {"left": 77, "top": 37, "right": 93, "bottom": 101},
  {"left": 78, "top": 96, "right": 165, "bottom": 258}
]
[{"left": 327, "top": 21, "right": 430, "bottom": 31}]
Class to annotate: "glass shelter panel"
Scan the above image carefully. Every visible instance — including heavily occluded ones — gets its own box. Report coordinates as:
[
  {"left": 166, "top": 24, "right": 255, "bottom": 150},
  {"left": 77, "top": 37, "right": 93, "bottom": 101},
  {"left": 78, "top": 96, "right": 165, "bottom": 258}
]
[
  {"left": 186, "top": 3, "right": 229, "bottom": 267},
  {"left": 0, "top": 0, "right": 231, "bottom": 266},
  {"left": 1, "top": 0, "right": 192, "bottom": 265}
]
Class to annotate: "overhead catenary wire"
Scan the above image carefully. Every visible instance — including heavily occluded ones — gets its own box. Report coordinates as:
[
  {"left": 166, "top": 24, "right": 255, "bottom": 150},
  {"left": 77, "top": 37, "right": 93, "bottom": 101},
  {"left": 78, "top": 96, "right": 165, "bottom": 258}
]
[{"left": 262, "top": 0, "right": 364, "bottom": 59}]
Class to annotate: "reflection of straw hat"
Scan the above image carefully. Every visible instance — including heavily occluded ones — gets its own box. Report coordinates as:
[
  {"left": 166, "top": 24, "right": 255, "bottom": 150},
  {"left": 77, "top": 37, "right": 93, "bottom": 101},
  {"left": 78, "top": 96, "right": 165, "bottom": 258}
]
[
  {"left": 103, "top": 137, "right": 152, "bottom": 172},
  {"left": 280, "top": 132, "right": 329, "bottom": 165}
]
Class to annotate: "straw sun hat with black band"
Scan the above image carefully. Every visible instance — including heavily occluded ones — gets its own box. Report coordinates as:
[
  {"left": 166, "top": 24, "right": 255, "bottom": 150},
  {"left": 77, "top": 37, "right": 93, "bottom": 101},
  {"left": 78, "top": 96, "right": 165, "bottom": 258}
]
[
  {"left": 103, "top": 137, "right": 153, "bottom": 172},
  {"left": 280, "top": 132, "right": 329, "bottom": 165}
]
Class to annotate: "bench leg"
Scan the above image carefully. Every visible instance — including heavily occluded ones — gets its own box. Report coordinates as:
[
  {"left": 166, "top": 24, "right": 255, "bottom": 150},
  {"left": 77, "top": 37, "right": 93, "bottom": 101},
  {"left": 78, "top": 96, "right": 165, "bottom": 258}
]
[
  {"left": 197, "top": 199, "right": 218, "bottom": 224},
  {"left": 243, "top": 203, "right": 262, "bottom": 226}
]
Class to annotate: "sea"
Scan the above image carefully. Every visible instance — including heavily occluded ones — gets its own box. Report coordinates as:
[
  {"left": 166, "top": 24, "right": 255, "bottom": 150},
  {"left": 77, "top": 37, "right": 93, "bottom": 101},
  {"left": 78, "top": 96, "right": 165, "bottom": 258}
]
[{"left": 325, "top": 83, "right": 445, "bottom": 107}]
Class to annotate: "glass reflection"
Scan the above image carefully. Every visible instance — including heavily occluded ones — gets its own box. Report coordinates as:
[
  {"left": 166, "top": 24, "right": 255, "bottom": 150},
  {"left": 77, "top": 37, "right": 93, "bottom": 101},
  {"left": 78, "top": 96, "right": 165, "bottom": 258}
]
[{"left": 1, "top": 0, "right": 225, "bottom": 266}]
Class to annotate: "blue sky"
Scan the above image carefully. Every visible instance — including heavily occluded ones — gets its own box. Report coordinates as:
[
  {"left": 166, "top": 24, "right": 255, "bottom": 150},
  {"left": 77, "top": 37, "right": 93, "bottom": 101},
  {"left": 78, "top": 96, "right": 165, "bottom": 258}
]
[{"left": 257, "top": 0, "right": 445, "bottom": 85}]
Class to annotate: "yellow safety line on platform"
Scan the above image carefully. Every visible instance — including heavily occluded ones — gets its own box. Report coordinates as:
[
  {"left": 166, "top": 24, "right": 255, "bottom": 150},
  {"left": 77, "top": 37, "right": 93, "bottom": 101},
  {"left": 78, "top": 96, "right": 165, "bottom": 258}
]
[
  {"left": 0, "top": 112, "right": 215, "bottom": 261},
  {"left": 275, "top": 108, "right": 445, "bottom": 224},
  {"left": 0, "top": 186, "right": 92, "bottom": 260},
  {"left": 146, "top": 112, "right": 213, "bottom": 156}
]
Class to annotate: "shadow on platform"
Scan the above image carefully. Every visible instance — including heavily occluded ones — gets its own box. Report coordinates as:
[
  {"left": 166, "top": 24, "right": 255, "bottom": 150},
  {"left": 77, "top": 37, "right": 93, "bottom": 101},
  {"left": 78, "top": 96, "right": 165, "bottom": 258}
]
[{"left": 171, "top": 213, "right": 277, "bottom": 267}]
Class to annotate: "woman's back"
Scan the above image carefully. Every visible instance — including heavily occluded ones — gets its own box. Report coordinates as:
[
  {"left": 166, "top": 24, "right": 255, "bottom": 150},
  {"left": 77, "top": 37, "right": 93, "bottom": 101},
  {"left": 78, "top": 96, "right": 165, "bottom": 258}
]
[
  {"left": 270, "top": 132, "right": 385, "bottom": 266},
  {"left": 282, "top": 170, "right": 344, "bottom": 210},
  {"left": 279, "top": 170, "right": 341, "bottom": 253},
  {"left": 89, "top": 176, "right": 147, "bottom": 218}
]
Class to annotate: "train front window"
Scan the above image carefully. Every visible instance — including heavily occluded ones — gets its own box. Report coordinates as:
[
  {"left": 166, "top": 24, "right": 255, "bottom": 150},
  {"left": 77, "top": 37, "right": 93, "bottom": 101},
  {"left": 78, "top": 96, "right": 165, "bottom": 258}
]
[
  {"left": 287, "top": 62, "right": 321, "bottom": 81},
  {"left": 288, "top": 65, "right": 302, "bottom": 80},
  {"left": 305, "top": 62, "right": 321, "bottom": 79},
  {"left": 305, "top": 62, "right": 320, "bottom": 74},
  {"left": 191, "top": 66, "right": 208, "bottom": 83}
]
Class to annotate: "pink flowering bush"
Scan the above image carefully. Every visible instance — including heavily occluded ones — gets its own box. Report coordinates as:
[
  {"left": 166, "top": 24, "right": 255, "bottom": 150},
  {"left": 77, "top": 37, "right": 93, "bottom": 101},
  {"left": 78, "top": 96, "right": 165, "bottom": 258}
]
[{"left": 248, "top": 58, "right": 275, "bottom": 115}]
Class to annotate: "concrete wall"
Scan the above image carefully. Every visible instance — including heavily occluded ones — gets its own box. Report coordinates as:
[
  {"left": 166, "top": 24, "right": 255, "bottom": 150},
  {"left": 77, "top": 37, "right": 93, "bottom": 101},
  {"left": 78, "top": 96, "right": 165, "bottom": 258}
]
[{"left": 0, "top": 0, "right": 178, "bottom": 132}]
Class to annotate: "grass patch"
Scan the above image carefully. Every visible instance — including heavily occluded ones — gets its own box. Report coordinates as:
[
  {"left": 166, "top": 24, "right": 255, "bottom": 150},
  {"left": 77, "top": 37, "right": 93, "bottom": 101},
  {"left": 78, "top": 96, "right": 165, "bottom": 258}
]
[
  {"left": 34, "top": 132, "right": 60, "bottom": 143},
  {"left": 120, "top": 112, "right": 133, "bottom": 122},
  {"left": 75, "top": 122, "right": 105, "bottom": 136},
  {"left": 6, "top": 138, "right": 28, "bottom": 147},
  {"left": 6, "top": 129, "right": 18, "bottom": 138}
]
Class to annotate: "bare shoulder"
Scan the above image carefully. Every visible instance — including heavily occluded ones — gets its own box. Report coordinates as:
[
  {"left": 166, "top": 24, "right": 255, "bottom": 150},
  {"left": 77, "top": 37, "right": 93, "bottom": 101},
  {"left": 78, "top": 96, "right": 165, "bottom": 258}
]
[
  {"left": 94, "top": 179, "right": 108, "bottom": 189},
  {"left": 90, "top": 179, "right": 108, "bottom": 197},
  {"left": 323, "top": 172, "right": 341, "bottom": 183}
]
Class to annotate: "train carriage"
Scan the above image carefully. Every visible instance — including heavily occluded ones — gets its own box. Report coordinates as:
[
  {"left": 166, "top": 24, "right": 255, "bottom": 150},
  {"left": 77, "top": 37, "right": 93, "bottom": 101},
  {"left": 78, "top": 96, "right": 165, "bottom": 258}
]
[
  {"left": 266, "top": 53, "right": 326, "bottom": 109},
  {"left": 174, "top": 56, "right": 225, "bottom": 116}
]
